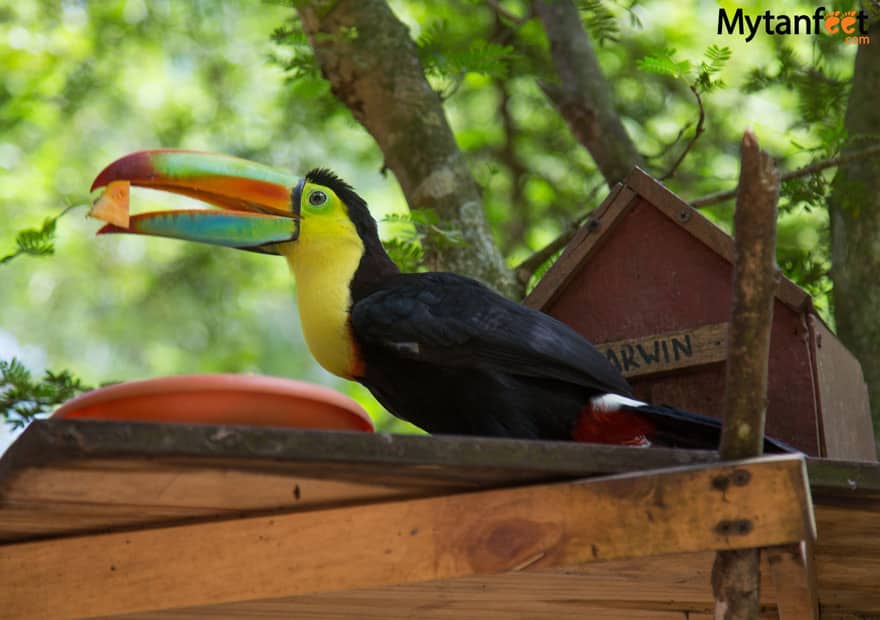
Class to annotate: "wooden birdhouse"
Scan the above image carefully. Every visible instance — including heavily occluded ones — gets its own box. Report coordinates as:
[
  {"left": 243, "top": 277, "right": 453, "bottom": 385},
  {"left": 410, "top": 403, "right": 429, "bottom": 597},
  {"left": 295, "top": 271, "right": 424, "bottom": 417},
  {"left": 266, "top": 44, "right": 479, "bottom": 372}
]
[{"left": 526, "top": 168, "right": 876, "bottom": 461}]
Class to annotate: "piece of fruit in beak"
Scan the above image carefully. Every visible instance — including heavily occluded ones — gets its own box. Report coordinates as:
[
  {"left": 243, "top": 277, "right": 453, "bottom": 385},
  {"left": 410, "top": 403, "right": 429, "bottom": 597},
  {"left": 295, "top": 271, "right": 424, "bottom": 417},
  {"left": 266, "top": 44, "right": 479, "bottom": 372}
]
[{"left": 89, "top": 181, "right": 130, "bottom": 228}]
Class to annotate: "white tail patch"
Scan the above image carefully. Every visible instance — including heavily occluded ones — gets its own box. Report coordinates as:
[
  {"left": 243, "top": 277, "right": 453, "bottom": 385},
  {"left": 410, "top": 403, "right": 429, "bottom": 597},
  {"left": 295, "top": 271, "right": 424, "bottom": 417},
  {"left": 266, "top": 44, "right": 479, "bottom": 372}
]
[{"left": 589, "top": 393, "right": 647, "bottom": 412}]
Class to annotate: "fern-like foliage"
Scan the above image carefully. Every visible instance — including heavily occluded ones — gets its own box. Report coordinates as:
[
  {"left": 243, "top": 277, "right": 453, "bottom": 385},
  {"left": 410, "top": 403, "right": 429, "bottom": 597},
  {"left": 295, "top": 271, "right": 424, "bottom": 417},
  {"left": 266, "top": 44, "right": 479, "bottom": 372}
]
[
  {"left": 1, "top": 205, "right": 78, "bottom": 265},
  {"left": 638, "top": 45, "right": 731, "bottom": 93},
  {"left": 636, "top": 48, "right": 692, "bottom": 79},
  {"left": 695, "top": 44, "right": 732, "bottom": 92},
  {"left": 578, "top": 0, "right": 620, "bottom": 45},
  {"left": 269, "top": 19, "right": 321, "bottom": 80},
  {"left": 382, "top": 210, "right": 464, "bottom": 272},
  {"left": 742, "top": 43, "right": 849, "bottom": 128},
  {"left": 577, "top": 0, "right": 642, "bottom": 44},
  {"left": 417, "top": 20, "right": 516, "bottom": 81},
  {"left": 1, "top": 358, "right": 91, "bottom": 430},
  {"left": 383, "top": 238, "right": 425, "bottom": 274}
]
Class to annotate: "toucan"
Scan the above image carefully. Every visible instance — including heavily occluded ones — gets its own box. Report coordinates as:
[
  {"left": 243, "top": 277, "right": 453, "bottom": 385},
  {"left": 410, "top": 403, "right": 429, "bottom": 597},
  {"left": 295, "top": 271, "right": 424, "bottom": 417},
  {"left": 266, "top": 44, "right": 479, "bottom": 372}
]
[{"left": 91, "top": 150, "right": 790, "bottom": 450}]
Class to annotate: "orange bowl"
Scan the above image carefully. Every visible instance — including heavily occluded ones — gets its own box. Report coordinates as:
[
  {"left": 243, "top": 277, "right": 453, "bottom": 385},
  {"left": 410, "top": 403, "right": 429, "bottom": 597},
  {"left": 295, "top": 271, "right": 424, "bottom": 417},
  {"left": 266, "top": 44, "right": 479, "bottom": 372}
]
[{"left": 52, "top": 374, "right": 373, "bottom": 432}]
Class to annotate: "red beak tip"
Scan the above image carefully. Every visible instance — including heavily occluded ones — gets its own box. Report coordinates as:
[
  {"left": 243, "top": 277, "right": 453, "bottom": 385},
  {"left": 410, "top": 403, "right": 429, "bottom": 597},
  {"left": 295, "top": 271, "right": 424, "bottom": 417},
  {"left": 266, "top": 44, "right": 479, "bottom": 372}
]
[
  {"left": 97, "top": 223, "right": 125, "bottom": 235},
  {"left": 91, "top": 150, "right": 160, "bottom": 192}
]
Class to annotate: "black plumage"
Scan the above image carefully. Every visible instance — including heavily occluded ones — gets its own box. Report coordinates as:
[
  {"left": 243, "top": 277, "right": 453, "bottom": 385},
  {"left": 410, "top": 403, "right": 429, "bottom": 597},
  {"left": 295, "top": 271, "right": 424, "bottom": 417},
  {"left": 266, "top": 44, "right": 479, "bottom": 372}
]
[{"left": 351, "top": 272, "right": 632, "bottom": 439}]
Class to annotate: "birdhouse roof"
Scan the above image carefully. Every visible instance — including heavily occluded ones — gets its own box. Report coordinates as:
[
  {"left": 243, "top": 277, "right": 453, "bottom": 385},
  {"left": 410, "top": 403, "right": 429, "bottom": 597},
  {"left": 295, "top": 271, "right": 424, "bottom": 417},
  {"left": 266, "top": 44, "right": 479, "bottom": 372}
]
[{"left": 526, "top": 167, "right": 812, "bottom": 314}]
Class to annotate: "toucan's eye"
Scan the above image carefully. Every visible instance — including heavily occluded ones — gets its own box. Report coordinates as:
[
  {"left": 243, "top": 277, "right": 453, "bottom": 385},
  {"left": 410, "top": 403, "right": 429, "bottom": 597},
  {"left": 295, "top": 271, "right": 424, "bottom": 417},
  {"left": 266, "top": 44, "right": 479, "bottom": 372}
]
[{"left": 309, "top": 191, "right": 328, "bottom": 207}]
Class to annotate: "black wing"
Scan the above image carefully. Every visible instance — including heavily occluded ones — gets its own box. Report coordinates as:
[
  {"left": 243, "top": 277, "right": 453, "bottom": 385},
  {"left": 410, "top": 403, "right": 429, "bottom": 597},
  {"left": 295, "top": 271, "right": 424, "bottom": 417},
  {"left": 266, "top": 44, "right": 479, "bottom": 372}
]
[{"left": 350, "top": 272, "right": 632, "bottom": 397}]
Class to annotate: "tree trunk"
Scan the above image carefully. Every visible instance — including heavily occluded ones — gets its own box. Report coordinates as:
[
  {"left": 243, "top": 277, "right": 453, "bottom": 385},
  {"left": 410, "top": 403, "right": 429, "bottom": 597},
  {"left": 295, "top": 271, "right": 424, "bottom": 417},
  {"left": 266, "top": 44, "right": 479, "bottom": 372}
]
[
  {"left": 829, "top": 38, "right": 880, "bottom": 447},
  {"left": 296, "top": 0, "right": 517, "bottom": 297},
  {"left": 533, "top": 0, "right": 644, "bottom": 186}
]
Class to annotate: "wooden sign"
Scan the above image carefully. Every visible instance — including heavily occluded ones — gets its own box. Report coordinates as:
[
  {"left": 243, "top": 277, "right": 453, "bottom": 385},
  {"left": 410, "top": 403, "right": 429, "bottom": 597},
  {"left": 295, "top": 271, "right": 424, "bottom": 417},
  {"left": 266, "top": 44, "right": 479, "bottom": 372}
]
[{"left": 597, "top": 322, "right": 728, "bottom": 378}]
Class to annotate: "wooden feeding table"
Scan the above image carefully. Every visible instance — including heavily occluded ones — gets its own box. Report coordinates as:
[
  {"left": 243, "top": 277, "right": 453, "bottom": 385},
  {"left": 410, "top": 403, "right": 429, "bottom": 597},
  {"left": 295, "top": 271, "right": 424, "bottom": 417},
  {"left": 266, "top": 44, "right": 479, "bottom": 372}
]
[{"left": 1, "top": 420, "right": 879, "bottom": 619}]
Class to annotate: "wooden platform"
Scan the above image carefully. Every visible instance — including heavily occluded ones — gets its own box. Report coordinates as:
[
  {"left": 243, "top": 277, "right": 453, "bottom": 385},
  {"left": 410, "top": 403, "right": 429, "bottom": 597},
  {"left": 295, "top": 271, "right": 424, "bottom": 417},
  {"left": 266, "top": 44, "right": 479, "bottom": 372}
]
[{"left": 1, "top": 420, "right": 878, "bottom": 619}]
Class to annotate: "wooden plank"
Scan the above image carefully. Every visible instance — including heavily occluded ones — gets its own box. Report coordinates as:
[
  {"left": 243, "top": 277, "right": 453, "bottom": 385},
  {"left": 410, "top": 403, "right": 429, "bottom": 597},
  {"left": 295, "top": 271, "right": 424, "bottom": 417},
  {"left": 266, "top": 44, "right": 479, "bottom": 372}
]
[
  {"left": 597, "top": 322, "right": 728, "bottom": 378},
  {"left": 0, "top": 456, "right": 812, "bottom": 620},
  {"left": 524, "top": 185, "right": 637, "bottom": 310},
  {"left": 1, "top": 420, "right": 721, "bottom": 484},
  {"left": 809, "top": 316, "right": 878, "bottom": 461},
  {"left": 108, "top": 601, "right": 699, "bottom": 620},
  {"left": 75, "top": 534, "right": 879, "bottom": 620},
  {"left": 83, "top": 548, "right": 781, "bottom": 619},
  {"left": 813, "top": 503, "right": 880, "bottom": 616},
  {"left": 0, "top": 420, "right": 720, "bottom": 542},
  {"left": 0, "top": 463, "right": 424, "bottom": 541},
  {"left": 766, "top": 542, "right": 818, "bottom": 620},
  {"left": 807, "top": 459, "right": 880, "bottom": 508},
  {"left": 3, "top": 422, "right": 879, "bottom": 544}
]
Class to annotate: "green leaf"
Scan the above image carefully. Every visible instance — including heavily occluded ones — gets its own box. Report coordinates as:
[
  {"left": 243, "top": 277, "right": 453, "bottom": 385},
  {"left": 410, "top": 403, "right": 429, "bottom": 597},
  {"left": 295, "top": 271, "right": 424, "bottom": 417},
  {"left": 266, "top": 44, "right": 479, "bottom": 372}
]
[
  {"left": 417, "top": 20, "right": 515, "bottom": 80},
  {"left": 1, "top": 206, "right": 78, "bottom": 265},
  {"left": 578, "top": 0, "right": 620, "bottom": 45},
  {"left": 637, "top": 49, "right": 691, "bottom": 79}
]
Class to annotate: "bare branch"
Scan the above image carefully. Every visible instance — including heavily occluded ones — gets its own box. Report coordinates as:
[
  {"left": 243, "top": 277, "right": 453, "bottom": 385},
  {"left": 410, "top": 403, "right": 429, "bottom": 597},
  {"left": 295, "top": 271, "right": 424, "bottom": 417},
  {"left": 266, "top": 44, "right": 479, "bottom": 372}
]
[
  {"left": 659, "top": 85, "right": 705, "bottom": 181},
  {"left": 495, "top": 78, "right": 529, "bottom": 256},
  {"left": 712, "top": 129, "right": 780, "bottom": 620},
  {"left": 533, "top": 0, "right": 644, "bottom": 186},
  {"left": 691, "top": 143, "right": 880, "bottom": 208},
  {"left": 641, "top": 122, "right": 691, "bottom": 161},
  {"left": 719, "top": 129, "right": 780, "bottom": 459},
  {"left": 486, "top": 0, "right": 528, "bottom": 26},
  {"left": 514, "top": 221, "right": 581, "bottom": 287},
  {"left": 513, "top": 180, "right": 606, "bottom": 286}
]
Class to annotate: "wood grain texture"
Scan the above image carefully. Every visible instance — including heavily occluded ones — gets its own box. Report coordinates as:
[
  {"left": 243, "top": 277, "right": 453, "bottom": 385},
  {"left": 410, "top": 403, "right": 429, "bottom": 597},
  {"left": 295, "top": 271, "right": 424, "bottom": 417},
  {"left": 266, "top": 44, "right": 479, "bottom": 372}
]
[
  {"left": 809, "top": 315, "right": 878, "bottom": 461},
  {"left": 596, "top": 322, "right": 728, "bottom": 378},
  {"left": 766, "top": 542, "right": 818, "bottom": 620},
  {"left": 61, "top": 516, "right": 880, "bottom": 620},
  {"left": 0, "top": 424, "right": 877, "bottom": 618},
  {"left": 2, "top": 422, "right": 877, "bottom": 544},
  {"left": 0, "top": 456, "right": 812, "bottom": 620},
  {"left": 0, "top": 420, "right": 719, "bottom": 543},
  {"left": 96, "top": 553, "right": 760, "bottom": 620}
]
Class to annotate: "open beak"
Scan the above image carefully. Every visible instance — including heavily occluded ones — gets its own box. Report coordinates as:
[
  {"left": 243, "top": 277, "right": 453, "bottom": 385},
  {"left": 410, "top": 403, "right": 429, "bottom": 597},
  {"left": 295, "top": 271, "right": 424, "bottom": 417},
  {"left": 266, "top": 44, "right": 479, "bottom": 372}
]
[{"left": 90, "top": 149, "right": 302, "bottom": 254}]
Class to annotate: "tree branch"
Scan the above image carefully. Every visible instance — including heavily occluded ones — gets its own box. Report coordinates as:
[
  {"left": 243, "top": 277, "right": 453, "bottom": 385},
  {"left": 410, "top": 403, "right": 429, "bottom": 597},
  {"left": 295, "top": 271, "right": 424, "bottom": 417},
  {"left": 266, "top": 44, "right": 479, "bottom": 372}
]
[
  {"left": 712, "top": 129, "right": 780, "bottom": 619},
  {"left": 514, "top": 220, "right": 581, "bottom": 286},
  {"left": 486, "top": 0, "right": 528, "bottom": 26},
  {"left": 513, "top": 180, "right": 606, "bottom": 286},
  {"left": 533, "top": 0, "right": 644, "bottom": 186},
  {"left": 659, "top": 85, "right": 705, "bottom": 181},
  {"left": 495, "top": 78, "right": 530, "bottom": 256},
  {"left": 296, "top": 0, "right": 517, "bottom": 296},
  {"left": 691, "top": 143, "right": 880, "bottom": 208}
]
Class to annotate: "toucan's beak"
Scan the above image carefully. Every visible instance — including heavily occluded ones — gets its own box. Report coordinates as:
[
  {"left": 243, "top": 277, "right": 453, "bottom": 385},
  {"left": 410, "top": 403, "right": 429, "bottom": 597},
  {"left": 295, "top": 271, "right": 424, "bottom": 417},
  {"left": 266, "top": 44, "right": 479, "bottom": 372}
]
[{"left": 90, "top": 149, "right": 302, "bottom": 254}]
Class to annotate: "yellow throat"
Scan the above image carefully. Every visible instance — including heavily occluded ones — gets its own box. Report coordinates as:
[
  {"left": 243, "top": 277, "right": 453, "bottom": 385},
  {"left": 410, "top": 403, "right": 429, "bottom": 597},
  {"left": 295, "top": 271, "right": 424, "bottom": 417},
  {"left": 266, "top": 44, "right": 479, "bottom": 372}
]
[{"left": 280, "top": 232, "right": 364, "bottom": 380}]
